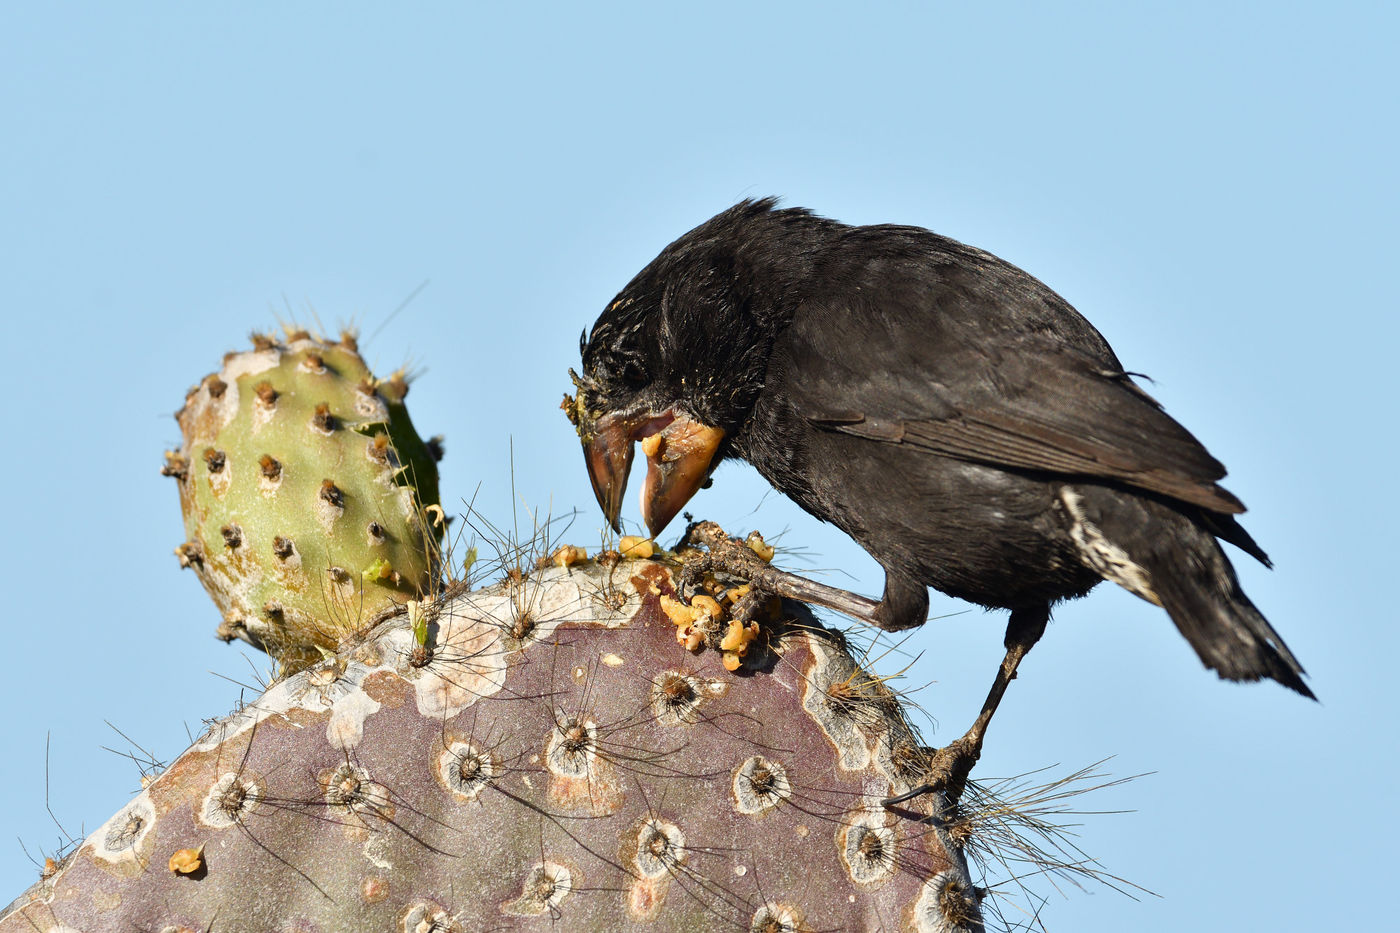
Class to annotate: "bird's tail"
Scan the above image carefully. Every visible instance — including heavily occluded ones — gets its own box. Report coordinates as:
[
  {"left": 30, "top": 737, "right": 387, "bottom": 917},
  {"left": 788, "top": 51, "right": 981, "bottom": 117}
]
[{"left": 1060, "top": 486, "right": 1314, "bottom": 699}]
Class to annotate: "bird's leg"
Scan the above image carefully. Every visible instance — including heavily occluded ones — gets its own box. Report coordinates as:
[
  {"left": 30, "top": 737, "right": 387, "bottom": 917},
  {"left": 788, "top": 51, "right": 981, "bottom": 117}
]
[
  {"left": 883, "top": 605, "right": 1050, "bottom": 810},
  {"left": 675, "top": 520, "right": 882, "bottom": 624}
]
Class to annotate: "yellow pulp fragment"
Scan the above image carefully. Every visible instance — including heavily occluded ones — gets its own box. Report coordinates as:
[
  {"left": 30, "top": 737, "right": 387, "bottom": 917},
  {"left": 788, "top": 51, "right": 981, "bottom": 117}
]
[
  {"left": 168, "top": 845, "right": 205, "bottom": 875},
  {"left": 552, "top": 544, "right": 587, "bottom": 568},
  {"left": 720, "top": 618, "right": 760, "bottom": 655},
  {"left": 745, "top": 531, "right": 775, "bottom": 562},
  {"left": 659, "top": 594, "right": 696, "bottom": 628},
  {"left": 690, "top": 594, "right": 724, "bottom": 620}
]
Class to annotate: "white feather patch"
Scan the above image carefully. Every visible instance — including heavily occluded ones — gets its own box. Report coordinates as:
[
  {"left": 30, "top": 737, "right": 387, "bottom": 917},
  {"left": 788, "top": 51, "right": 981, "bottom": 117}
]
[{"left": 1059, "top": 487, "right": 1161, "bottom": 607}]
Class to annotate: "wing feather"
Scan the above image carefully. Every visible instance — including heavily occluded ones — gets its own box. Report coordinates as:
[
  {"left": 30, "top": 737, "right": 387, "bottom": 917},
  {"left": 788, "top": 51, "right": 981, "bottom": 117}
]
[{"left": 782, "top": 241, "right": 1245, "bottom": 515}]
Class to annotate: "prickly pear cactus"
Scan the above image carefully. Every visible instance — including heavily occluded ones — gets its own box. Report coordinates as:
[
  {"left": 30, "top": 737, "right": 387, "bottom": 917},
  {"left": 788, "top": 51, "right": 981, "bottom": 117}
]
[
  {"left": 0, "top": 559, "right": 984, "bottom": 932},
  {"left": 162, "top": 330, "right": 443, "bottom": 672}
]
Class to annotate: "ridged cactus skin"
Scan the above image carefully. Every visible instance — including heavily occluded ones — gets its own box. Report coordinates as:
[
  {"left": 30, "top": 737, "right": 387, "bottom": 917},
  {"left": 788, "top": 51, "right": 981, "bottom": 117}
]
[
  {"left": 163, "top": 331, "right": 442, "bottom": 672},
  {"left": 0, "top": 560, "right": 983, "bottom": 932}
]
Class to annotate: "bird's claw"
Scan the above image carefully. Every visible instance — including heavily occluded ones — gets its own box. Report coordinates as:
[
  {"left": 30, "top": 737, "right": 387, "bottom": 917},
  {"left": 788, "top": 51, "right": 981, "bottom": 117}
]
[
  {"left": 727, "top": 583, "right": 774, "bottom": 627},
  {"left": 674, "top": 519, "right": 772, "bottom": 601},
  {"left": 882, "top": 737, "right": 981, "bottom": 811}
]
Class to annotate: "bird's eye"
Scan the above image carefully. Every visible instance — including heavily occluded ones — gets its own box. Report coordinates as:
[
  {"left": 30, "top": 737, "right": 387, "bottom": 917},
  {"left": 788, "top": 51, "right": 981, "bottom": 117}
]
[{"left": 620, "top": 360, "right": 648, "bottom": 389}]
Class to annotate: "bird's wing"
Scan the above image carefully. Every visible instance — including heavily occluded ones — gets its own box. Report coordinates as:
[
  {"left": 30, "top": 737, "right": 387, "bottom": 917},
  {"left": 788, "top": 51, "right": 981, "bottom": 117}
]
[{"left": 780, "top": 264, "right": 1245, "bottom": 515}]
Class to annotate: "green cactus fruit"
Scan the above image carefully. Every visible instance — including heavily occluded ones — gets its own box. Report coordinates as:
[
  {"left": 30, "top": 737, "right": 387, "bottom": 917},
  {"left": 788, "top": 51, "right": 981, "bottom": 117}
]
[
  {"left": 162, "top": 329, "right": 443, "bottom": 672},
  {"left": 0, "top": 558, "right": 987, "bottom": 932}
]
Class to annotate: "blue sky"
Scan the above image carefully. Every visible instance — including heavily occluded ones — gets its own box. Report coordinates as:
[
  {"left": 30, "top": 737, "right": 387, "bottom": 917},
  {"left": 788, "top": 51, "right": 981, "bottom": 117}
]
[{"left": 1, "top": 3, "right": 1394, "bottom": 929}]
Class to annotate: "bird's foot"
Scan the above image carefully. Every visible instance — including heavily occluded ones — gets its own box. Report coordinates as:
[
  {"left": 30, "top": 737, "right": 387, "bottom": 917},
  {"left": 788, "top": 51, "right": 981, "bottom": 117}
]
[
  {"left": 882, "top": 735, "right": 982, "bottom": 812},
  {"left": 664, "top": 520, "right": 788, "bottom": 670},
  {"left": 675, "top": 520, "right": 777, "bottom": 613},
  {"left": 674, "top": 518, "right": 884, "bottom": 626},
  {"left": 883, "top": 609, "right": 1045, "bottom": 815}
]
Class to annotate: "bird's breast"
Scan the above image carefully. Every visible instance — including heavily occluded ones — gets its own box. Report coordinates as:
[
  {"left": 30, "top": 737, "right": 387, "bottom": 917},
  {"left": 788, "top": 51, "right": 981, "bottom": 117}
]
[{"left": 737, "top": 407, "right": 1100, "bottom": 610}]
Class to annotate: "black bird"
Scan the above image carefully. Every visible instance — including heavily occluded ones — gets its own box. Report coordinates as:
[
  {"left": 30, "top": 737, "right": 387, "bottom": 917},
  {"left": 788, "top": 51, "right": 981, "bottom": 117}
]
[{"left": 566, "top": 199, "right": 1312, "bottom": 791}]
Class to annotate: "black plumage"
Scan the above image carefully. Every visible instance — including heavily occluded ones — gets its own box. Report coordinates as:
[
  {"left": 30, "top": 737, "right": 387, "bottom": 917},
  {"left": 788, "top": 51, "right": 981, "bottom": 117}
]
[{"left": 570, "top": 198, "right": 1311, "bottom": 701}]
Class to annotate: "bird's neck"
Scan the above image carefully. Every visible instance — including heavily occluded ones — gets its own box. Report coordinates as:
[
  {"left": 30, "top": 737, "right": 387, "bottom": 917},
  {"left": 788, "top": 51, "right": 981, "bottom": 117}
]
[{"left": 726, "top": 213, "right": 836, "bottom": 332}]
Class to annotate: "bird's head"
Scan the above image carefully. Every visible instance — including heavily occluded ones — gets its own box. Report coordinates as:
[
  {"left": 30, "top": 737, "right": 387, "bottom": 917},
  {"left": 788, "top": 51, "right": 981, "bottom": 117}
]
[{"left": 564, "top": 199, "right": 815, "bottom": 537}]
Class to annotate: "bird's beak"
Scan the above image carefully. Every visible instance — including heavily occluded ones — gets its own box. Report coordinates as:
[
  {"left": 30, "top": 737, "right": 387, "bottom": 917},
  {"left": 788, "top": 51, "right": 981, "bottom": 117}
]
[
  {"left": 573, "top": 403, "right": 723, "bottom": 537},
  {"left": 580, "top": 411, "right": 636, "bottom": 532},
  {"left": 638, "top": 415, "right": 725, "bottom": 538}
]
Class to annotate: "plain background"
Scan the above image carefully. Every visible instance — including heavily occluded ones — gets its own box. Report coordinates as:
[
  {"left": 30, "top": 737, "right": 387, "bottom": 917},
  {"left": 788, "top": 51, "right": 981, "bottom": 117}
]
[{"left": 2, "top": 3, "right": 1394, "bottom": 930}]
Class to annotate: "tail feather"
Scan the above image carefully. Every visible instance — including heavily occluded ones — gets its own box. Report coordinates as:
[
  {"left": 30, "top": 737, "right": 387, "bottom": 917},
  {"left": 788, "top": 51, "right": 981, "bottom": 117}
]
[
  {"left": 1199, "top": 510, "right": 1272, "bottom": 568},
  {"left": 1061, "top": 485, "right": 1313, "bottom": 699},
  {"left": 1147, "top": 543, "right": 1313, "bottom": 698}
]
